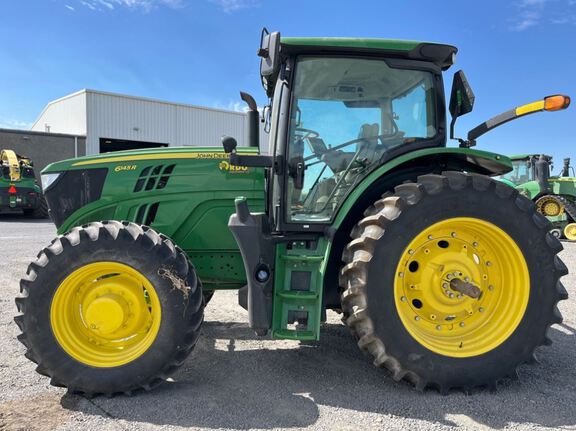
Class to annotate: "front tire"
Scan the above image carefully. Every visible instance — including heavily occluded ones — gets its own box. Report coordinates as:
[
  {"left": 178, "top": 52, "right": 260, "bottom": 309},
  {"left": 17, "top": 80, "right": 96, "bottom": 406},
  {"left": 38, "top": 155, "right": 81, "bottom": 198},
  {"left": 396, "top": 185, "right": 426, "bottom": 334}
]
[
  {"left": 15, "top": 221, "right": 204, "bottom": 396},
  {"left": 340, "top": 172, "right": 568, "bottom": 392}
]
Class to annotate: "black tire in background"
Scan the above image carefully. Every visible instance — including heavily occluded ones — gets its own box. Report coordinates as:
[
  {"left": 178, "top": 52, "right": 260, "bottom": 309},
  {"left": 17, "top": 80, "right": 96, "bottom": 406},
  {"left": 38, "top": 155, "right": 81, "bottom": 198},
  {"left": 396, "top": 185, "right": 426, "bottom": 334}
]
[
  {"left": 340, "top": 172, "right": 568, "bottom": 392},
  {"left": 15, "top": 221, "right": 204, "bottom": 396}
]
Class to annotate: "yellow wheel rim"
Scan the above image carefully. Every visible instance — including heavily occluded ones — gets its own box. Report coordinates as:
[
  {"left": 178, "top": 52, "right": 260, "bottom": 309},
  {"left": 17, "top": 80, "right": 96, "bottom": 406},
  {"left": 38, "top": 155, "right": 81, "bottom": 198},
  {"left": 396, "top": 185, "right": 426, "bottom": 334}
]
[
  {"left": 537, "top": 197, "right": 564, "bottom": 217},
  {"left": 394, "top": 217, "right": 529, "bottom": 358},
  {"left": 50, "top": 262, "right": 161, "bottom": 367},
  {"left": 565, "top": 223, "right": 576, "bottom": 241}
]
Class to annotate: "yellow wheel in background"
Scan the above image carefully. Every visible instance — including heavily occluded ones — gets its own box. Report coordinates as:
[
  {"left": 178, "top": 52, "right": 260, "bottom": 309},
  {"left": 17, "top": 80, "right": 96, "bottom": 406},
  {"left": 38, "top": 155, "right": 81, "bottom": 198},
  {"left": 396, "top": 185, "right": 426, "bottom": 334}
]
[
  {"left": 50, "top": 262, "right": 162, "bottom": 368},
  {"left": 394, "top": 217, "right": 529, "bottom": 358},
  {"left": 536, "top": 196, "right": 565, "bottom": 217},
  {"left": 565, "top": 223, "right": 576, "bottom": 241}
]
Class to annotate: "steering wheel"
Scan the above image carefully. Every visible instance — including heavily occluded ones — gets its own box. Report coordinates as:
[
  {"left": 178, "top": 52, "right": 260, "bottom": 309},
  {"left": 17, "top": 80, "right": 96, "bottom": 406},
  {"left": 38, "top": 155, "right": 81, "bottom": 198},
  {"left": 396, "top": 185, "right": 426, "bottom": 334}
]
[
  {"left": 294, "top": 127, "right": 324, "bottom": 156},
  {"left": 294, "top": 127, "right": 319, "bottom": 140}
]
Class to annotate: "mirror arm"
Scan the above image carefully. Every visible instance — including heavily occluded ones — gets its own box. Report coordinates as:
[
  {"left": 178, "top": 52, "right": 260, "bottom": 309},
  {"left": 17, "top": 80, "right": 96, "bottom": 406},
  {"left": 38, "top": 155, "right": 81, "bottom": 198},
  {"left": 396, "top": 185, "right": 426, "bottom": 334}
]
[
  {"left": 230, "top": 153, "right": 277, "bottom": 169},
  {"left": 450, "top": 113, "right": 476, "bottom": 148}
]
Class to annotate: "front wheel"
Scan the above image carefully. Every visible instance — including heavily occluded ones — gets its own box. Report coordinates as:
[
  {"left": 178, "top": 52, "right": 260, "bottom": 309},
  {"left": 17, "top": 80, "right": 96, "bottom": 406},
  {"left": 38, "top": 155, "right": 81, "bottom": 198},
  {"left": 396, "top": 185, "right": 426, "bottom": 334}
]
[
  {"left": 340, "top": 172, "right": 568, "bottom": 392},
  {"left": 15, "top": 221, "right": 204, "bottom": 396}
]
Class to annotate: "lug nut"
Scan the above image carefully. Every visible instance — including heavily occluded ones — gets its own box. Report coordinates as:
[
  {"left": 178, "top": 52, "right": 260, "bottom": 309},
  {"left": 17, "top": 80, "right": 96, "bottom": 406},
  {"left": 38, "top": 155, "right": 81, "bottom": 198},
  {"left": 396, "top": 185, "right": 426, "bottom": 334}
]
[
  {"left": 479, "top": 307, "right": 485, "bottom": 313},
  {"left": 459, "top": 322, "right": 465, "bottom": 327},
  {"left": 401, "top": 296, "right": 407, "bottom": 302},
  {"left": 443, "top": 282, "right": 449, "bottom": 289},
  {"left": 451, "top": 232, "right": 457, "bottom": 238},
  {"left": 428, "top": 235, "right": 433, "bottom": 240},
  {"left": 486, "top": 261, "right": 492, "bottom": 267},
  {"left": 473, "top": 242, "right": 478, "bottom": 247},
  {"left": 436, "top": 325, "right": 442, "bottom": 330},
  {"left": 488, "top": 285, "right": 494, "bottom": 291},
  {"left": 414, "top": 316, "right": 420, "bottom": 321},
  {"left": 408, "top": 249, "right": 414, "bottom": 255}
]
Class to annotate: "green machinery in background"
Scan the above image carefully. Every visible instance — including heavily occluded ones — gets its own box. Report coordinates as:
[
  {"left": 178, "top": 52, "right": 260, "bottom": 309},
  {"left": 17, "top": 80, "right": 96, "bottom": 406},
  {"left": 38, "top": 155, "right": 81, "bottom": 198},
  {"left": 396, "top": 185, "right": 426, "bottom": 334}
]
[
  {"left": 497, "top": 154, "right": 576, "bottom": 240},
  {"left": 16, "top": 29, "right": 571, "bottom": 396},
  {"left": 0, "top": 149, "right": 47, "bottom": 217}
]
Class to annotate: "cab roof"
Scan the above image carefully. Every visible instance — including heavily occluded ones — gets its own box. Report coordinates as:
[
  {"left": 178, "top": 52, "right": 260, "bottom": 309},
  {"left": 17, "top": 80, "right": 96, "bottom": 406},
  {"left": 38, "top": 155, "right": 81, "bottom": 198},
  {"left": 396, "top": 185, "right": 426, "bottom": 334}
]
[{"left": 281, "top": 37, "right": 458, "bottom": 70}]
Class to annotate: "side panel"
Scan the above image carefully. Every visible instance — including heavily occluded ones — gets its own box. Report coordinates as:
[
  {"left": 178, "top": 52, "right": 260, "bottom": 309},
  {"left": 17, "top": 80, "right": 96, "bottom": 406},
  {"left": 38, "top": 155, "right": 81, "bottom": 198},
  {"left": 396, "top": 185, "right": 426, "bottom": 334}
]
[
  {"left": 54, "top": 150, "right": 265, "bottom": 289},
  {"left": 551, "top": 178, "right": 576, "bottom": 197}
]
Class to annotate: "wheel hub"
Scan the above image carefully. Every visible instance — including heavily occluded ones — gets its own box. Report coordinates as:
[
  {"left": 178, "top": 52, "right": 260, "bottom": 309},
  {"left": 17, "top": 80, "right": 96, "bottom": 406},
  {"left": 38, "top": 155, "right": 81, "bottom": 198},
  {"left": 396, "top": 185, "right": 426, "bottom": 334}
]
[
  {"left": 394, "top": 217, "right": 529, "bottom": 357},
  {"left": 85, "top": 294, "right": 128, "bottom": 335}
]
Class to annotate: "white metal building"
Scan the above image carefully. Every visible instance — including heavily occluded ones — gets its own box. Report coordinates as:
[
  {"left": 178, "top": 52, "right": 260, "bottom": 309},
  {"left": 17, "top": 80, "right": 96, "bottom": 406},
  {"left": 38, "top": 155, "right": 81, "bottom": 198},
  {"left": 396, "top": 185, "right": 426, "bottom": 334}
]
[{"left": 31, "top": 89, "right": 267, "bottom": 155}]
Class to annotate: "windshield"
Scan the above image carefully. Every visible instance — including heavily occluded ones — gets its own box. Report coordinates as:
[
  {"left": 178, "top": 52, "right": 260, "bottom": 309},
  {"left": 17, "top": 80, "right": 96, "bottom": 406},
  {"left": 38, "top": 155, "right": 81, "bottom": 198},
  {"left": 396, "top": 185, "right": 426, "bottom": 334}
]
[
  {"left": 286, "top": 56, "right": 437, "bottom": 223},
  {"left": 498, "top": 159, "right": 534, "bottom": 184}
]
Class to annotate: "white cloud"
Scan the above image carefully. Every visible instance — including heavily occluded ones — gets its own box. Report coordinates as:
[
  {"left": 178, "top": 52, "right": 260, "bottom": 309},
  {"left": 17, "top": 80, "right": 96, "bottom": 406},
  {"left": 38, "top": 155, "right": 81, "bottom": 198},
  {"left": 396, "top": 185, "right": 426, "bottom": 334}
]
[
  {"left": 512, "top": 10, "right": 542, "bottom": 30},
  {"left": 209, "top": 0, "right": 259, "bottom": 14},
  {"left": 213, "top": 100, "right": 249, "bottom": 112},
  {"left": 0, "top": 117, "right": 33, "bottom": 130},
  {"left": 511, "top": 0, "right": 547, "bottom": 31},
  {"left": 76, "top": 0, "right": 183, "bottom": 12},
  {"left": 511, "top": 0, "right": 576, "bottom": 30},
  {"left": 64, "top": 4, "right": 76, "bottom": 10}
]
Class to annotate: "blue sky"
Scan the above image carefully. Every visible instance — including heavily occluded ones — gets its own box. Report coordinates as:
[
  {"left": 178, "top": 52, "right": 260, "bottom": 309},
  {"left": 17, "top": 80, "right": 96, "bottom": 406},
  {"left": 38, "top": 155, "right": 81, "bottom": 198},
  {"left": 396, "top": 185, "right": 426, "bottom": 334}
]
[{"left": 0, "top": 0, "right": 574, "bottom": 167}]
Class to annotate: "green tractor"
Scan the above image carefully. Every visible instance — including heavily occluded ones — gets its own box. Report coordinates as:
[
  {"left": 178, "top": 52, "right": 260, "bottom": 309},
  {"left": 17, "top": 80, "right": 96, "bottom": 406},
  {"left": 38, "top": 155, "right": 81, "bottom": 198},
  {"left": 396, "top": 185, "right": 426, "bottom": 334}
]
[
  {"left": 16, "top": 30, "right": 571, "bottom": 395},
  {"left": 497, "top": 154, "right": 576, "bottom": 240},
  {"left": 1, "top": 149, "right": 47, "bottom": 217}
]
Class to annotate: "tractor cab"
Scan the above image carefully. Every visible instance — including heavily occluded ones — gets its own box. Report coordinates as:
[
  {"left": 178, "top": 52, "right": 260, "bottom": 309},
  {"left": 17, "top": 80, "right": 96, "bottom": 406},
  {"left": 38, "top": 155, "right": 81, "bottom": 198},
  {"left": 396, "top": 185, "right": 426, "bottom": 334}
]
[{"left": 498, "top": 154, "right": 553, "bottom": 186}]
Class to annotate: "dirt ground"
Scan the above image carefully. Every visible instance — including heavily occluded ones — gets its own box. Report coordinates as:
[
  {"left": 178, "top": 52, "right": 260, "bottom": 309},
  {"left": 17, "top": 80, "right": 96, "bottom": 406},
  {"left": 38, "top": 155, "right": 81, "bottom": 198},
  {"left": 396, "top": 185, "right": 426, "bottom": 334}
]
[{"left": 1, "top": 216, "right": 575, "bottom": 431}]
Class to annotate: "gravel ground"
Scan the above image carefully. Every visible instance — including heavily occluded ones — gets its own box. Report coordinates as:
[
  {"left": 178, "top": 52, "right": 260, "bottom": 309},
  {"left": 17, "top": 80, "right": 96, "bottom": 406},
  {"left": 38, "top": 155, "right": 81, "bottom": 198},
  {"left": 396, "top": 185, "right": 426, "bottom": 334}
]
[{"left": 1, "top": 215, "right": 575, "bottom": 431}]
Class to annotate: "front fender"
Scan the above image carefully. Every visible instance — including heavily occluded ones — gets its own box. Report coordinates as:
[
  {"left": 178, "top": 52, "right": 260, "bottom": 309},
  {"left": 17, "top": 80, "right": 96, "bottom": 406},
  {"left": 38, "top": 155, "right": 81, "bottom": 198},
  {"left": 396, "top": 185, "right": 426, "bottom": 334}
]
[{"left": 332, "top": 147, "right": 511, "bottom": 230}]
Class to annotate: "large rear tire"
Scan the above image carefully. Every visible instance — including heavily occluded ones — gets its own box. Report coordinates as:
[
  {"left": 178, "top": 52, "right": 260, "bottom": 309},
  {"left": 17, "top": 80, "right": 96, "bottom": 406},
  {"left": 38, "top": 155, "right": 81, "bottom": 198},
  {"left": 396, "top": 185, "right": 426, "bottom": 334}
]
[
  {"left": 340, "top": 172, "right": 568, "bottom": 392},
  {"left": 15, "top": 221, "right": 204, "bottom": 396}
]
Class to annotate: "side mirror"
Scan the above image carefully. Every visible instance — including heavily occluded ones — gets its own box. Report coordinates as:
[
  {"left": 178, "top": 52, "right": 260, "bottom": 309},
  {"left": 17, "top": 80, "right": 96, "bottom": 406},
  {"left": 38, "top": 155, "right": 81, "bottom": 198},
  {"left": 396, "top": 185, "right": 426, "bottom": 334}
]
[
  {"left": 258, "top": 28, "right": 281, "bottom": 98},
  {"left": 449, "top": 70, "right": 475, "bottom": 119},
  {"left": 222, "top": 136, "right": 237, "bottom": 154},
  {"left": 448, "top": 70, "right": 476, "bottom": 145}
]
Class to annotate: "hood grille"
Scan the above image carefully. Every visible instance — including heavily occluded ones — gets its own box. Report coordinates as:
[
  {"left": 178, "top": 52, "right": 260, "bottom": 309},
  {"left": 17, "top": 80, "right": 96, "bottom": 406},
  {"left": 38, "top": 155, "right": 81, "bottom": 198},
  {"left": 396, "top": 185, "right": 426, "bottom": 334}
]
[{"left": 134, "top": 164, "right": 176, "bottom": 192}]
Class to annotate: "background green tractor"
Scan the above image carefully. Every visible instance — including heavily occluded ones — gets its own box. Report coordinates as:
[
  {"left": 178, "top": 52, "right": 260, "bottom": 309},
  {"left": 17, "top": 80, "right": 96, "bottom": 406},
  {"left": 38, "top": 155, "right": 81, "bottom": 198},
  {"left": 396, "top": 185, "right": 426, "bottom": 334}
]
[
  {"left": 15, "top": 29, "right": 570, "bottom": 396},
  {"left": 1, "top": 149, "right": 48, "bottom": 217},
  {"left": 497, "top": 154, "right": 576, "bottom": 240}
]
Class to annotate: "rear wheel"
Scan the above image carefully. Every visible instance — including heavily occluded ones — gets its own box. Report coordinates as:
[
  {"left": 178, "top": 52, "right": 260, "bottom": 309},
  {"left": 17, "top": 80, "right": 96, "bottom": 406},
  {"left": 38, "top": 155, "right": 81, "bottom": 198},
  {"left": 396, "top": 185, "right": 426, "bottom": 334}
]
[
  {"left": 340, "top": 172, "right": 567, "bottom": 392},
  {"left": 15, "top": 221, "right": 204, "bottom": 396},
  {"left": 24, "top": 195, "right": 49, "bottom": 218}
]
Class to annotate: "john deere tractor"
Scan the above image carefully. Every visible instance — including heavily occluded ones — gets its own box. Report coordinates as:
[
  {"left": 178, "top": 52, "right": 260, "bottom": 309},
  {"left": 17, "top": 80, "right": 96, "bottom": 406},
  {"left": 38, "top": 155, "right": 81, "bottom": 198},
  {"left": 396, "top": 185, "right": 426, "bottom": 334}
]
[
  {"left": 498, "top": 154, "right": 576, "bottom": 240},
  {"left": 16, "top": 30, "right": 571, "bottom": 395},
  {"left": 1, "top": 149, "right": 47, "bottom": 217}
]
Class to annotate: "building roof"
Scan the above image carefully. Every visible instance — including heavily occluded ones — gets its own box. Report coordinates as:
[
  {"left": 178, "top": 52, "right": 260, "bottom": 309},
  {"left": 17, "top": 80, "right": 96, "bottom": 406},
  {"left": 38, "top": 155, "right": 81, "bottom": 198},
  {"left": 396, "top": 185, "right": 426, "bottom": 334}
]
[
  {"left": 0, "top": 127, "right": 85, "bottom": 139},
  {"left": 31, "top": 89, "right": 248, "bottom": 131}
]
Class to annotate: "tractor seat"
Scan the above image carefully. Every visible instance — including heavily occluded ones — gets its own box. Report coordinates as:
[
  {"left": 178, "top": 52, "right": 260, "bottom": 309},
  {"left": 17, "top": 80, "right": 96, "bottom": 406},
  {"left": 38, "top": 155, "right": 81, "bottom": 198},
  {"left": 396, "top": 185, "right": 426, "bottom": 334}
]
[{"left": 321, "top": 123, "right": 381, "bottom": 173}]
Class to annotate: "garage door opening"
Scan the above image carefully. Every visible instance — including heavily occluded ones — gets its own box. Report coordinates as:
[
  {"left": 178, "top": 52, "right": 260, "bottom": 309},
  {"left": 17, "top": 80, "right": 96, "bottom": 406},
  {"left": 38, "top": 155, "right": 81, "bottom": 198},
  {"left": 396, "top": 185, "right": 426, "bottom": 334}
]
[{"left": 99, "top": 138, "right": 168, "bottom": 153}]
